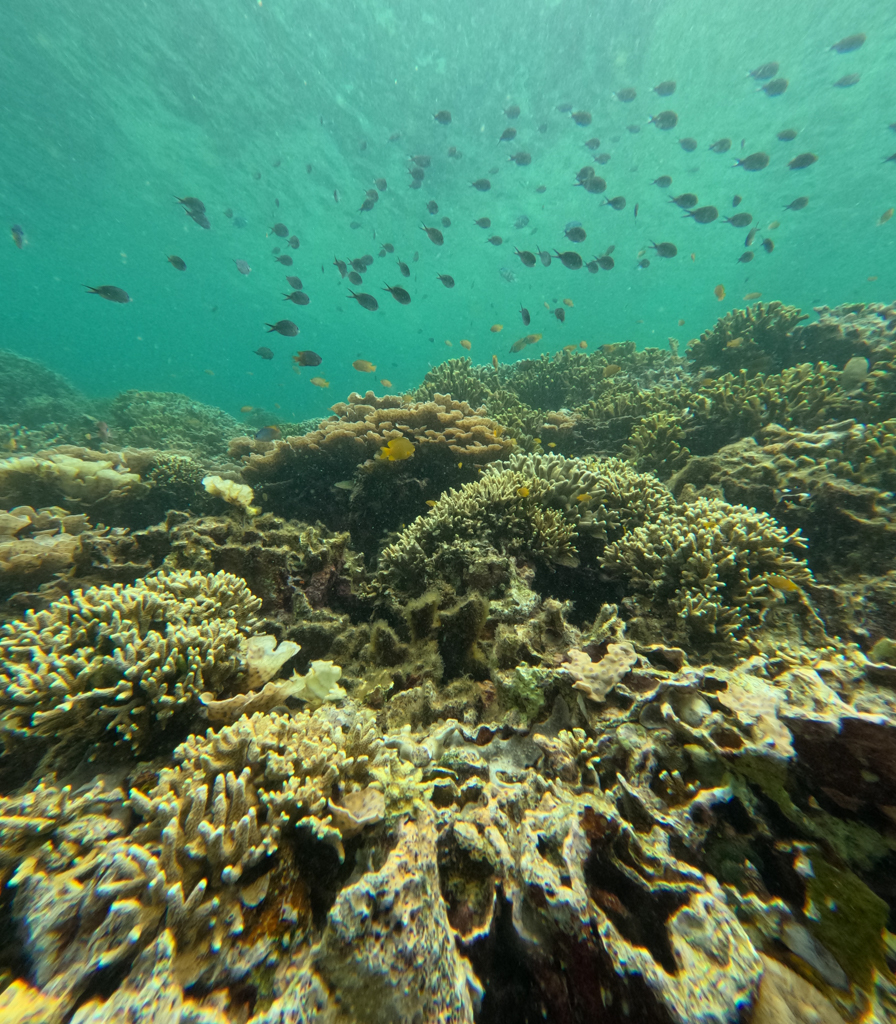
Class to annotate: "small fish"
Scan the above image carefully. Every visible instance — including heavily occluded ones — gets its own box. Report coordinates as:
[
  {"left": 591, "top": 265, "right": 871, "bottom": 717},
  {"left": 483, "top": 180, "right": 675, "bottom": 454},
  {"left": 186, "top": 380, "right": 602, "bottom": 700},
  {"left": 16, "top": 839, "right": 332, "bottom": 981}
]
[
  {"left": 516, "top": 486, "right": 531, "bottom": 498},
  {"left": 737, "top": 252, "right": 755, "bottom": 263},
  {"left": 554, "top": 250, "right": 583, "bottom": 269},
  {"left": 353, "top": 359, "right": 376, "bottom": 372},
  {"left": 426, "top": 200, "right": 439, "bottom": 214},
  {"left": 283, "top": 291, "right": 310, "bottom": 305},
  {"left": 615, "top": 87, "right": 636, "bottom": 102},
  {"left": 789, "top": 153, "right": 817, "bottom": 169},
  {"left": 749, "top": 62, "right": 779, "bottom": 80},
  {"left": 310, "top": 377, "right": 330, "bottom": 388},
  {"left": 554, "top": 307, "right": 566, "bottom": 322},
  {"left": 384, "top": 283, "right": 412, "bottom": 304},
  {"left": 167, "top": 255, "right": 186, "bottom": 270},
  {"left": 487, "top": 235, "right": 503, "bottom": 246},
  {"left": 709, "top": 138, "right": 731, "bottom": 153},
  {"left": 634, "top": 203, "right": 639, "bottom": 218},
  {"left": 679, "top": 137, "right": 698, "bottom": 152},
  {"left": 683, "top": 205, "right": 718, "bottom": 223},
  {"left": 254, "top": 347, "right": 274, "bottom": 360},
  {"left": 878, "top": 208, "right": 894, "bottom": 225},
  {"left": 396, "top": 258, "right": 410, "bottom": 277},
  {"left": 571, "top": 111, "right": 592, "bottom": 126},
  {"left": 224, "top": 208, "right": 233, "bottom": 218},
  {"left": 536, "top": 247, "right": 552, "bottom": 267},
  {"left": 594, "top": 153, "right": 611, "bottom": 165},
  {"left": 274, "top": 255, "right": 293, "bottom": 265},
  {"left": 514, "top": 248, "right": 537, "bottom": 267},
  {"left": 505, "top": 104, "right": 521, "bottom": 118},
  {"left": 744, "top": 292, "right": 762, "bottom": 300},
  {"left": 436, "top": 274, "right": 455, "bottom": 288},
  {"left": 514, "top": 215, "right": 529, "bottom": 229},
  {"left": 10, "top": 224, "right": 25, "bottom": 248},
  {"left": 175, "top": 195, "right": 206, "bottom": 214},
  {"left": 734, "top": 152, "right": 770, "bottom": 171},
  {"left": 348, "top": 290, "right": 378, "bottom": 311},
  {"left": 520, "top": 305, "right": 531, "bottom": 326},
  {"left": 334, "top": 189, "right": 340, "bottom": 203},
  {"left": 653, "top": 176, "right": 672, "bottom": 188},
  {"left": 653, "top": 80, "right": 676, "bottom": 96},
  {"left": 491, "top": 324, "right": 503, "bottom": 332},
  {"left": 474, "top": 217, "right": 492, "bottom": 228},
  {"left": 650, "top": 241, "right": 677, "bottom": 257},
  {"left": 777, "top": 129, "right": 798, "bottom": 141},
  {"left": 509, "top": 332, "right": 542, "bottom": 353},
  {"left": 597, "top": 255, "right": 615, "bottom": 270},
  {"left": 509, "top": 151, "right": 531, "bottom": 166},
  {"left": 433, "top": 110, "right": 452, "bottom": 124},
  {"left": 649, "top": 110, "right": 678, "bottom": 130},
  {"left": 286, "top": 275, "right": 303, "bottom": 289},
  {"left": 671, "top": 193, "right": 699, "bottom": 208},
  {"left": 535, "top": 185, "right": 547, "bottom": 193},
  {"left": 271, "top": 223, "right": 289, "bottom": 237},
  {"left": 732, "top": 195, "right": 743, "bottom": 207},
  {"left": 767, "top": 574, "right": 801, "bottom": 593},
  {"left": 471, "top": 179, "right": 491, "bottom": 192},
  {"left": 725, "top": 213, "right": 753, "bottom": 227},
  {"left": 834, "top": 74, "right": 861, "bottom": 87},
  {"left": 499, "top": 266, "right": 517, "bottom": 283},
  {"left": 333, "top": 258, "right": 348, "bottom": 277},
  {"left": 380, "top": 379, "right": 393, "bottom": 388},
  {"left": 233, "top": 259, "right": 251, "bottom": 275},
  {"left": 784, "top": 196, "right": 809, "bottom": 210},
  {"left": 745, "top": 227, "right": 758, "bottom": 246},
  {"left": 421, "top": 223, "right": 444, "bottom": 245},
  {"left": 293, "top": 350, "right": 322, "bottom": 366},
  {"left": 348, "top": 271, "right": 363, "bottom": 285},
  {"left": 761, "top": 78, "right": 788, "bottom": 97},
  {"left": 255, "top": 426, "right": 281, "bottom": 442},
  {"left": 240, "top": 405, "right": 257, "bottom": 413},
  {"left": 602, "top": 196, "right": 626, "bottom": 210},
  {"left": 378, "top": 436, "right": 415, "bottom": 461},
  {"left": 762, "top": 238, "right": 775, "bottom": 253},
  {"left": 563, "top": 298, "right": 574, "bottom": 307},
  {"left": 265, "top": 319, "right": 298, "bottom": 336},
  {"left": 714, "top": 284, "right": 726, "bottom": 301},
  {"left": 831, "top": 33, "right": 866, "bottom": 53},
  {"left": 565, "top": 226, "right": 587, "bottom": 242},
  {"left": 288, "top": 235, "right": 300, "bottom": 249},
  {"left": 637, "top": 258, "right": 650, "bottom": 269},
  {"left": 841, "top": 356, "right": 870, "bottom": 392},
  {"left": 678, "top": 319, "right": 685, "bottom": 326},
  {"left": 460, "top": 339, "right": 471, "bottom": 350},
  {"left": 603, "top": 364, "right": 621, "bottom": 378},
  {"left": 85, "top": 285, "right": 131, "bottom": 303}
]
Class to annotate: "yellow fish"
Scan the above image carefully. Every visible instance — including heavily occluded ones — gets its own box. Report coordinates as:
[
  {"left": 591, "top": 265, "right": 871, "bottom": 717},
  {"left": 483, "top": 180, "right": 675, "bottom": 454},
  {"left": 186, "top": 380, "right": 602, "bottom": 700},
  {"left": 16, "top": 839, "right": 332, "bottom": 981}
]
[
  {"left": 516, "top": 486, "right": 530, "bottom": 497},
  {"left": 603, "top": 364, "right": 622, "bottom": 378},
  {"left": 878, "top": 208, "right": 894, "bottom": 226},
  {"left": 726, "top": 337, "right": 744, "bottom": 349},
  {"left": 425, "top": 499, "right": 437, "bottom": 507},
  {"left": 310, "top": 376, "right": 330, "bottom": 388},
  {"left": 490, "top": 323, "right": 503, "bottom": 333},
  {"left": 445, "top": 339, "right": 453, "bottom": 347},
  {"left": 380, "top": 378, "right": 393, "bottom": 388},
  {"left": 767, "top": 574, "right": 800, "bottom": 593},
  {"left": 743, "top": 292, "right": 762, "bottom": 300},
  {"left": 352, "top": 359, "right": 376, "bottom": 372},
  {"left": 492, "top": 354, "right": 499, "bottom": 368},
  {"left": 576, "top": 493, "right": 591, "bottom": 503},
  {"left": 579, "top": 341, "right": 587, "bottom": 349},
  {"left": 460, "top": 338, "right": 471, "bottom": 350},
  {"left": 714, "top": 284, "right": 725, "bottom": 301},
  {"left": 563, "top": 298, "right": 574, "bottom": 307},
  {"left": 378, "top": 437, "right": 415, "bottom": 461},
  {"left": 547, "top": 442, "right": 556, "bottom": 448}
]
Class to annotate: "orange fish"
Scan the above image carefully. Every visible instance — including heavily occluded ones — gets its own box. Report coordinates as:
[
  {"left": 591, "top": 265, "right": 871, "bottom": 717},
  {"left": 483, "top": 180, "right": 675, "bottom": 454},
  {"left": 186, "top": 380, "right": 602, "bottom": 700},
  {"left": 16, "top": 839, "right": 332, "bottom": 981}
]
[
  {"left": 868, "top": 276, "right": 879, "bottom": 282},
  {"left": 714, "top": 284, "right": 725, "bottom": 301},
  {"left": 690, "top": 253, "right": 696, "bottom": 261},
  {"left": 460, "top": 338, "right": 471, "bottom": 350},
  {"left": 492, "top": 354, "right": 499, "bottom": 368},
  {"left": 352, "top": 359, "right": 376, "bottom": 372},
  {"left": 310, "top": 377, "right": 330, "bottom": 388},
  {"left": 509, "top": 332, "right": 542, "bottom": 353},
  {"left": 240, "top": 405, "right": 256, "bottom": 413},
  {"left": 563, "top": 298, "right": 574, "bottom": 307},
  {"left": 743, "top": 292, "right": 762, "bottom": 300},
  {"left": 490, "top": 324, "right": 503, "bottom": 332},
  {"left": 579, "top": 340, "right": 587, "bottom": 349},
  {"left": 879, "top": 208, "right": 894, "bottom": 226},
  {"left": 380, "top": 378, "right": 393, "bottom": 388},
  {"left": 204, "top": 369, "right": 215, "bottom": 376}
]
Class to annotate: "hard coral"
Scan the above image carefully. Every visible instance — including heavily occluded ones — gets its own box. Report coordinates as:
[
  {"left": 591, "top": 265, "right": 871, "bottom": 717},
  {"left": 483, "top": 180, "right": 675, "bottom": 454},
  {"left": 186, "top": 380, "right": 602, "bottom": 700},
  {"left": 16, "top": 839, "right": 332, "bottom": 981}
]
[
  {"left": 686, "top": 300, "right": 809, "bottom": 375},
  {"left": 0, "top": 570, "right": 261, "bottom": 761}
]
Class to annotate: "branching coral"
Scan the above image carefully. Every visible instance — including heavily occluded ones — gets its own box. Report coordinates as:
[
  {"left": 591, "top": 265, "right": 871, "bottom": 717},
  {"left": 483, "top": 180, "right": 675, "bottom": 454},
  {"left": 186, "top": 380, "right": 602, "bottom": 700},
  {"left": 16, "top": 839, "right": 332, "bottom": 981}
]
[
  {"left": 686, "top": 301, "right": 810, "bottom": 375},
  {"left": 0, "top": 570, "right": 261, "bottom": 760},
  {"left": 603, "top": 496, "right": 814, "bottom": 654}
]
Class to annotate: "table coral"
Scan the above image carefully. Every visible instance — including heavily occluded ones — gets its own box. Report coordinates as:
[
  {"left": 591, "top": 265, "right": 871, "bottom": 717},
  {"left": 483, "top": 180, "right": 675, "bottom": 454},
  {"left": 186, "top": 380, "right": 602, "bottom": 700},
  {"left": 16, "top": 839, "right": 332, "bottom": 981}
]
[{"left": 0, "top": 570, "right": 261, "bottom": 761}]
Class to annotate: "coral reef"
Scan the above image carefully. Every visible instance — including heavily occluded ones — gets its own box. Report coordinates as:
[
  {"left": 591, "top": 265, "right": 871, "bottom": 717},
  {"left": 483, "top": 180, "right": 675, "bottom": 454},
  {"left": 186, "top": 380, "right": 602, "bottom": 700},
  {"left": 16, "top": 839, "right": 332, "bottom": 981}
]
[
  {"left": 0, "top": 570, "right": 260, "bottom": 763},
  {"left": 0, "top": 349, "right": 88, "bottom": 429},
  {"left": 105, "top": 390, "right": 245, "bottom": 459}
]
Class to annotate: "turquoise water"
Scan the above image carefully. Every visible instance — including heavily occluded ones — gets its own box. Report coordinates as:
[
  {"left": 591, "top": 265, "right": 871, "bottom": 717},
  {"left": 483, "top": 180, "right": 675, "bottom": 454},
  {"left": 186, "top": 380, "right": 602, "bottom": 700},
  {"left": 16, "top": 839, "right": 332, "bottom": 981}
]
[{"left": 1, "top": 0, "right": 894, "bottom": 421}]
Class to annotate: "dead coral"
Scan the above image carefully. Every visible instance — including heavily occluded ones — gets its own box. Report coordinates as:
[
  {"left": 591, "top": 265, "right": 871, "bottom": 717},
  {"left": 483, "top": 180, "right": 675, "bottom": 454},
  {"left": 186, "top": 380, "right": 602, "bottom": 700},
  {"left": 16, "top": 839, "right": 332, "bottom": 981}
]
[{"left": 0, "top": 570, "right": 261, "bottom": 760}]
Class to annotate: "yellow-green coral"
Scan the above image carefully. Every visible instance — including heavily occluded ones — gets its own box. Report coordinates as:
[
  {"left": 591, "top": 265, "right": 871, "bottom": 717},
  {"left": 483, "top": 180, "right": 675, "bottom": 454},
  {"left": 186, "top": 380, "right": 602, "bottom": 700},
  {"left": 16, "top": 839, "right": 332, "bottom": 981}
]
[{"left": 0, "top": 570, "right": 261, "bottom": 758}]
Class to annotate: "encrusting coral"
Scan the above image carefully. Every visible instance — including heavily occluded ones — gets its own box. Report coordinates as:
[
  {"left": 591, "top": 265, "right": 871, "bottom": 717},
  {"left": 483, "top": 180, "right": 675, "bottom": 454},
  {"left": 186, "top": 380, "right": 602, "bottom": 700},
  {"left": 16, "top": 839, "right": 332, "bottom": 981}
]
[{"left": 0, "top": 570, "right": 261, "bottom": 762}]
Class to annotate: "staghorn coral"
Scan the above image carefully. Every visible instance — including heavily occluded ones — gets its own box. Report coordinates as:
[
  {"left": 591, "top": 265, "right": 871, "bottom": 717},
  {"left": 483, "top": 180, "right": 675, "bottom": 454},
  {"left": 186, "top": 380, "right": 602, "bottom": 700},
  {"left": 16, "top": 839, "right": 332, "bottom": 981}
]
[
  {"left": 0, "top": 570, "right": 261, "bottom": 761},
  {"left": 603, "top": 496, "right": 815, "bottom": 656},
  {"left": 686, "top": 300, "right": 810, "bottom": 375},
  {"left": 379, "top": 452, "right": 674, "bottom": 598}
]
